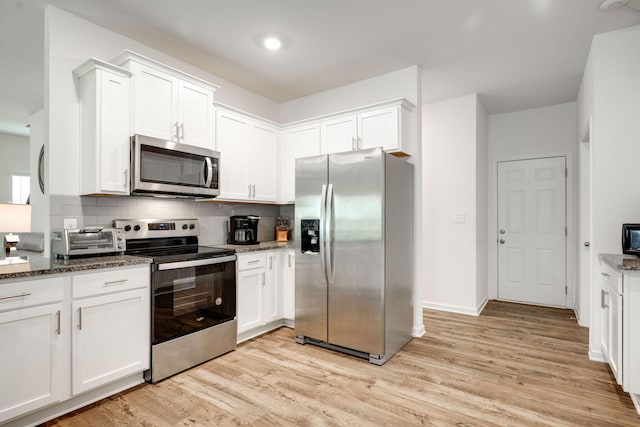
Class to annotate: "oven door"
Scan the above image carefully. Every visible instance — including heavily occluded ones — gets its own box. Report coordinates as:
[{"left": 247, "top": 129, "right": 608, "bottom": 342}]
[
  {"left": 152, "top": 255, "right": 236, "bottom": 345},
  {"left": 131, "top": 134, "right": 219, "bottom": 197}
]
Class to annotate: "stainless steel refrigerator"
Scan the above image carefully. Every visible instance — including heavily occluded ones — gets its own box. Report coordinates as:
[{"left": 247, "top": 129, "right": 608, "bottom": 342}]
[{"left": 294, "top": 147, "right": 413, "bottom": 365}]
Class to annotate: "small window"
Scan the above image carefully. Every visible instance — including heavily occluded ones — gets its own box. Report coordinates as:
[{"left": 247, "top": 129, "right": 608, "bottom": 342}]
[{"left": 11, "top": 175, "right": 30, "bottom": 204}]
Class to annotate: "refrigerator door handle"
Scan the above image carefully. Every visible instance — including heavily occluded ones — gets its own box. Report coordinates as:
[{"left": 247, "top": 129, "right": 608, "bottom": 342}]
[
  {"left": 326, "top": 184, "right": 334, "bottom": 285},
  {"left": 320, "top": 184, "right": 328, "bottom": 285}
]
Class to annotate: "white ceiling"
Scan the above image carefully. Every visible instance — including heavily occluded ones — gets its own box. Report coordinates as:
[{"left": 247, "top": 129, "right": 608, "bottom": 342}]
[{"left": 1, "top": 0, "right": 639, "bottom": 136}]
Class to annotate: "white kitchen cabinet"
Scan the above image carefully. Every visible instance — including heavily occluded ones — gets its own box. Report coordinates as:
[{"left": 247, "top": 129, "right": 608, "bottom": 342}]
[
  {"left": 0, "top": 277, "right": 66, "bottom": 424},
  {"left": 71, "top": 267, "right": 150, "bottom": 395},
  {"left": 74, "top": 59, "right": 132, "bottom": 195},
  {"left": 113, "top": 50, "right": 217, "bottom": 150},
  {"left": 600, "top": 262, "right": 622, "bottom": 384},
  {"left": 236, "top": 251, "right": 283, "bottom": 339},
  {"left": 282, "top": 249, "right": 295, "bottom": 323},
  {"left": 215, "top": 106, "right": 278, "bottom": 202},
  {"left": 279, "top": 123, "right": 321, "bottom": 203},
  {"left": 319, "top": 101, "right": 414, "bottom": 156}
]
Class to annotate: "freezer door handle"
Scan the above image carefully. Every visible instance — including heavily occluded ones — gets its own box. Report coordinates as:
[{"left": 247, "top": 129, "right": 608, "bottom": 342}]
[
  {"left": 326, "top": 183, "right": 334, "bottom": 285},
  {"left": 320, "top": 184, "right": 328, "bottom": 285}
]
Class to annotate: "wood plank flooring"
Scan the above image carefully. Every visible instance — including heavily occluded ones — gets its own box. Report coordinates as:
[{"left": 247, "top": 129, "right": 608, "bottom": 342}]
[{"left": 44, "top": 301, "right": 640, "bottom": 426}]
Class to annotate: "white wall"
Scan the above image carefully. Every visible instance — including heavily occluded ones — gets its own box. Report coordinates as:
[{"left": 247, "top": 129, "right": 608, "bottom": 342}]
[
  {"left": 28, "top": 110, "right": 48, "bottom": 237},
  {"left": 422, "top": 94, "right": 487, "bottom": 315},
  {"left": 581, "top": 25, "right": 640, "bottom": 359},
  {"left": 44, "top": 6, "right": 280, "bottom": 197},
  {"left": 0, "top": 132, "right": 29, "bottom": 204},
  {"left": 476, "top": 99, "right": 489, "bottom": 309}
]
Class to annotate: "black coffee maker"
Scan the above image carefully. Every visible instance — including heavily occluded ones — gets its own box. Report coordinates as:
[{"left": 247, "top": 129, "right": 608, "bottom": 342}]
[{"left": 228, "top": 215, "right": 260, "bottom": 245}]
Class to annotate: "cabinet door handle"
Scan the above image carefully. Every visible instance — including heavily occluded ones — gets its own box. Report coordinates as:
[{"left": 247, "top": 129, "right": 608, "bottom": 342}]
[
  {"left": 262, "top": 272, "right": 266, "bottom": 286},
  {"left": 173, "top": 122, "right": 179, "bottom": 140},
  {"left": 357, "top": 137, "right": 362, "bottom": 149},
  {"left": 0, "top": 292, "right": 31, "bottom": 301},
  {"left": 248, "top": 184, "right": 252, "bottom": 198},
  {"left": 252, "top": 184, "right": 256, "bottom": 198},
  {"left": 351, "top": 137, "right": 356, "bottom": 150},
  {"left": 269, "top": 256, "right": 273, "bottom": 269},
  {"left": 56, "top": 310, "right": 61, "bottom": 335},
  {"left": 104, "top": 278, "right": 128, "bottom": 285},
  {"left": 601, "top": 289, "right": 609, "bottom": 309},
  {"left": 288, "top": 254, "right": 292, "bottom": 268},
  {"left": 601, "top": 272, "right": 610, "bottom": 278},
  {"left": 123, "top": 169, "right": 128, "bottom": 189},
  {"left": 179, "top": 123, "right": 185, "bottom": 141},
  {"left": 78, "top": 307, "right": 83, "bottom": 330}
]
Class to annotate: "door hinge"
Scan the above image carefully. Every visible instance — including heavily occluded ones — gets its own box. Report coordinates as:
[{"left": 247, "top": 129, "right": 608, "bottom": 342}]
[{"left": 565, "top": 285, "right": 568, "bottom": 295}]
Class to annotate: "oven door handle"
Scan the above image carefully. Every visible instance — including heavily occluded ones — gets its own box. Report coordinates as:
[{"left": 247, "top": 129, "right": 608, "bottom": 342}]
[{"left": 157, "top": 255, "right": 236, "bottom": 271}]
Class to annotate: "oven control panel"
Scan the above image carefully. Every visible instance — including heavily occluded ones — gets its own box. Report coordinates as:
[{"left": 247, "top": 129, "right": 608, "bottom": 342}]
[{"left": 113, "top": 219, "right": 199, "bottom": 239}]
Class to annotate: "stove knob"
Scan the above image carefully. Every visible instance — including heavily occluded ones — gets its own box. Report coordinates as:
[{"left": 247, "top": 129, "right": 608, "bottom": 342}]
[
  {"left": 133, "top": 225, "right": 141, "bottom": 232},
  {"left": 189, "top": 224, "right": 195, "bottom": 230},
  {"left": 124, "top": 225, "right": 131, "bottom": 232},
  {"left": 182, "top": 224, "right": 188, "bottom": 230}
]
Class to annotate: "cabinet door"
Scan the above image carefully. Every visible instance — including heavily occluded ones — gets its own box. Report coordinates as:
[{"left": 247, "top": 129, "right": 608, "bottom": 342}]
[
  {"left": 72, "top": 288, "right": 149, "bottom": 395},
  {"left": 178, "top": 80, "right": 214, "bottom": 150},
  {"left": 600, "top": 287, "right": 610, "bottom": 362},
  {"left": 320, "top": 115, "right": 357, "bottom": 154},
  {"left": 609, "top": 290, "right": 622, "bottom": 384},
  {"left": 282, "top": 250, "right": 295, "bottom": 321},
  {"left": 237, "top": 269, "right": 264, "bottom": 334},
  {"left": 263, "top": 252, "right": 281, "bottom": 323},
  {"left": 280, "top": 123, "right": 321, "bottom": 203},
  {"left": 98, "top": 70, "right": 131, "bottom": 194},
  {"left": 131, "top": 64, "right": 179, "bottom": 141},
  {"left": 216, "top": 109, "right": 251, "bottom": 200},
  {"left": 357, "top": 106, "right": 399, "bottom": 152},
  {"left": 0, "top": 303, "right": 65, "bottom": 423},
  {"left": 251, "top": 123, "right": 278, "bottom": 202}
]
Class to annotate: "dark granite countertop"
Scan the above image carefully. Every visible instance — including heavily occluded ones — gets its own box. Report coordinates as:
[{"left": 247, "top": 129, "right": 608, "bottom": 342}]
[
  {"left": 211, "top": 241, "right": 296, "bottom": 254},
  {"left": 599, "top": 253, "right": 640, "bottom": 271},
  {"left": 0, "top": 254, "right": 152, "bottom": 281}
]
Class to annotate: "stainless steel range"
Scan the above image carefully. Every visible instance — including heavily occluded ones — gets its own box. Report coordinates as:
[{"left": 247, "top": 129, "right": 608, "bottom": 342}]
[{"left": 113, "top": 218, "right": 237, "bottom": 383}]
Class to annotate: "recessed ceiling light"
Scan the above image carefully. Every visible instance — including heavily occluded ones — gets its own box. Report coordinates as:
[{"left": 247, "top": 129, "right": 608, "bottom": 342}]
[{"left": 263, "top": 36, "right": 282, "bottom": 51}]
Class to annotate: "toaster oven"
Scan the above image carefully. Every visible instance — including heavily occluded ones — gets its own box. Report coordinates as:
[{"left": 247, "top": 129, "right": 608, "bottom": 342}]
[{"left": 51, "top": 227, "right": 125, "bottom": 259}]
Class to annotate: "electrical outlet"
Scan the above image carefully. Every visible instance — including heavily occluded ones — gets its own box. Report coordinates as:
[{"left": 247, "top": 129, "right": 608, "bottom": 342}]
[
  {"left": 454, "top": 213, "right": 466, "bottom": 224},
  {"left": 64, "top": 218, "right": 77, "bottom": 229}
]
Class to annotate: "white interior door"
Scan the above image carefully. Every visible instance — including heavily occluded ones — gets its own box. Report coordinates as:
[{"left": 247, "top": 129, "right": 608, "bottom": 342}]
[
  {"left": 497, "top": 157, "right": 567, "bottom": 307},
  {"left": 579, "top": 118, "right": 592, "bottom": 324}
]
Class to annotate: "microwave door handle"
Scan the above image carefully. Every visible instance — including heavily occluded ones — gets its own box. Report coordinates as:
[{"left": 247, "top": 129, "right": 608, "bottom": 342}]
[{"left": 204, "top": 157, "right": 213, "bottom": 188}]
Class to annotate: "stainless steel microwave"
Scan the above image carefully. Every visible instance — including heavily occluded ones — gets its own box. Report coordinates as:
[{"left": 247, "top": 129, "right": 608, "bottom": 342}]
[
  {"left": 622, "top": 223, "right": 640, "bottom": 256},
  {"left": 130, "top": 134, "right": 219, "bottom": 198}
]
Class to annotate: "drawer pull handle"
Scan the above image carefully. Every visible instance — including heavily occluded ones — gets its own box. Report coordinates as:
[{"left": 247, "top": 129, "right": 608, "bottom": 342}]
[
  {"left": 248, "top": 260, "right": 260, "bottom": 264},
  {"left": 78, "top": 307, "right": 83, "bottom": 330},
  {"left": 0, "top": 292, "right": 31, "bottom": 301},
  {"left": 104, "top": 279, "right": 128, "bottom": 285},
  {"left": 601, "top": 272, "right": 610, "bottom": 277}
]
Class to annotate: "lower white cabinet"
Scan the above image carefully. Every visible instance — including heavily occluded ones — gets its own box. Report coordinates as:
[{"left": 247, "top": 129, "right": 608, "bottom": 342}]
[
  {"left": 0, "top": 277, "right": 66, "bottom": 424},
  {"left": 71, "top": 285, "right": 149, "bottom": 395},
  {"left": 236, "top": 251, "right": 282, "bottom": 339},
  {"left": 0, "top": 265, "right": 150, "bottom": 425},
  {"left": 282, "top": 250, "right": 295, "bottom": 322}
]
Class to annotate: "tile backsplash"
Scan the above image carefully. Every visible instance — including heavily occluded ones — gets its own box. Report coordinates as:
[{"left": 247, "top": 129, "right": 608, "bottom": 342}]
[{"left": 50, "top": 194, "right": 290, "bottom": 245}]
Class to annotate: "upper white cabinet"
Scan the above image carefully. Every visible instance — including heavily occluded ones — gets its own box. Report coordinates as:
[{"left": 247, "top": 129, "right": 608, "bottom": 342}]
[
  {"left": 319, "top": 100, "right": 415, "bottom": 156},
  {"left": 74, "top": 59, "right": 132, "bottom": 195},
  {"left": 215, "top": 105, "right": 278, "bottom": 202},
  {"left": 279, "top": 123, "right": 321, "bottom": 203},
  {"left": 113, "top": 50, "right": 218, "bottom": 150}
]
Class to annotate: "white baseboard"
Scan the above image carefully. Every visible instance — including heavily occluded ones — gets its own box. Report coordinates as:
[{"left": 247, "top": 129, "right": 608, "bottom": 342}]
[
  {"left": 630, "top": 393, "right": 640, "bottom": 415},
  {"left": 589, "top": 348, "right": 606, "bottom": 363},
  {"left": 412, "top": 324, "right": 425, "bottom": 337},
  {"left": 423, "top": 298, "right": 487, "bottom": 317}
]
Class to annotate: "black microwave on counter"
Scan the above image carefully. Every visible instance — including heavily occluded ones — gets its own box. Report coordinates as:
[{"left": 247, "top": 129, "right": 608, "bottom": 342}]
[{"left": 622, "top": 224, "right": 640, "bottom": 256}]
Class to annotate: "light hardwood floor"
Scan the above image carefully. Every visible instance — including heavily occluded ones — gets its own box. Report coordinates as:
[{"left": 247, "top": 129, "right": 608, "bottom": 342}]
[{"left": 45, "top": 301, "right": 640, "bottom": 426}]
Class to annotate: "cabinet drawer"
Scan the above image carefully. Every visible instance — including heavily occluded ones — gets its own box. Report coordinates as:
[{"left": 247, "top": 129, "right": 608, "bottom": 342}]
[
  {"left": 73, "top": 266, "right": 150, "bottom": 299},
  {"left": 601, "top": 262, "right": 623, "bottom": 295},
  {"left": 0, "top": 277, "right": 64, "bottom": 312},
  {"left": 237, "top": 253, "right": 267, "bottom": 271}
]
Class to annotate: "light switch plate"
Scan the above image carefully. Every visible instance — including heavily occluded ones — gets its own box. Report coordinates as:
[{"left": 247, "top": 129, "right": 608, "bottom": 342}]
[{"left": 64, "top": 218, "right": 77, "bottom": 229}]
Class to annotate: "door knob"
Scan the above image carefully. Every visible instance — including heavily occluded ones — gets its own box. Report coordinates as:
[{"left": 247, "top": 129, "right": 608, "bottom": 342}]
[
  {"left": 584, "top": 242, "right": 590, "bottom": 247},
  {"left": 499, "top": 239, "right": 506, "bottom": 244},
  {"left": 499, "top": 229, "right": 506, "bottom": 235}
]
